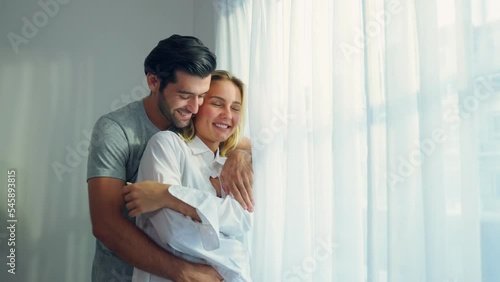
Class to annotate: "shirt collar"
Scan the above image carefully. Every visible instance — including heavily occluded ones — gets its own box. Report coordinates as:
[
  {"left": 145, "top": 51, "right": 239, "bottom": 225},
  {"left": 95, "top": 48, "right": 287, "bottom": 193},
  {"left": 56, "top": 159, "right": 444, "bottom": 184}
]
[{"left": 187, "top": 136, "right": 226, "bottom": 166}]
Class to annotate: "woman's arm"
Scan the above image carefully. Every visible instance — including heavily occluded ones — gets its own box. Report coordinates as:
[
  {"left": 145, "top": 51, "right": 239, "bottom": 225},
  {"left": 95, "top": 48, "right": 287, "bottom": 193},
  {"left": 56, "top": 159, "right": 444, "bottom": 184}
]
[
  {"left": 210, "top": 177, "right": 252, "bottom": 236},
  {"left": 134, "top": 132, "right": 251, "bottom": 236},
  {"left": 133, "top": 132, "right": 201, "bottom": 221},
  {"left": 124, "top": 136, "right": 254, "bottom": 214},
  {"left": 165, "top": 184, "right": 252, "bottom": 237}
]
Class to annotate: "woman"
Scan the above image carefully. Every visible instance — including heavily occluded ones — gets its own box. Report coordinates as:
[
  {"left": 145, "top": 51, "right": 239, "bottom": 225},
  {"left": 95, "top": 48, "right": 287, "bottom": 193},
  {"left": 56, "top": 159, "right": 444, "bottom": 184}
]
[{"left": 133, "top": 70, "right": 252, "bottom": 282}]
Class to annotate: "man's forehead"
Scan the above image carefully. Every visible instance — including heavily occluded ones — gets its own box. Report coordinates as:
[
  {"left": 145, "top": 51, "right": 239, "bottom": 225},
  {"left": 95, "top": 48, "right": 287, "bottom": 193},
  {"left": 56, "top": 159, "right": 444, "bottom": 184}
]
[
  {"left": 172, "top": 83, "right": 210, "bottom": 96},
  {"left": 170, "top": 72, "right": 210, "bottom": 93},
  {"left": 174, "top": 70, "right": 211, "bottom": 81}
]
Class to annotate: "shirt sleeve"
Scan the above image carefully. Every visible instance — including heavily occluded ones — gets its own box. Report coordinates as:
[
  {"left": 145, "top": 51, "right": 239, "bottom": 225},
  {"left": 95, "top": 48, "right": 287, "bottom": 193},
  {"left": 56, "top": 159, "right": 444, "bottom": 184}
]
[
  {"left": 86, "top": 116, "right": 129, "bottom": 181},
  {"left": 136, "top": 132, "right": 183, "bottom": 185},
  {"left": 217, "top": 196, "right": 253, "bottom": 237},
  {"left": 168, "top": 186, "right": 253, "bottom": 238}
]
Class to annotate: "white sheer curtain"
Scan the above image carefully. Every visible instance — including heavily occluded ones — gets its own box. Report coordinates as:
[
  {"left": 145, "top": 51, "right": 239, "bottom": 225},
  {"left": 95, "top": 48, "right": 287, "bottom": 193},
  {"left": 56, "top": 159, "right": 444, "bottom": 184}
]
[{"left": 214, "top": 0, "right": 500, "bottom": 281}]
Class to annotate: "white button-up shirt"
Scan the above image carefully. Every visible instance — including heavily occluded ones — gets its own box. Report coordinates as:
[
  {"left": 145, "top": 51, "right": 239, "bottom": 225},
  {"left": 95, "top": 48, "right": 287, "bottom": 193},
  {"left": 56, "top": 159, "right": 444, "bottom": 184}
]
[{"left": 132, "top": 131, "right": 252, "bottom": 282}]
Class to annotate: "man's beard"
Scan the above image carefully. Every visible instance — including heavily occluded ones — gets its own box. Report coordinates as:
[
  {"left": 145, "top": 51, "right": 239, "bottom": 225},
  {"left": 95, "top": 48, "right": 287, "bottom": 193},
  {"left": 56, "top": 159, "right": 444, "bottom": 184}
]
[{"left": 158, "top": 95, "right": 190, "bottom": 128}]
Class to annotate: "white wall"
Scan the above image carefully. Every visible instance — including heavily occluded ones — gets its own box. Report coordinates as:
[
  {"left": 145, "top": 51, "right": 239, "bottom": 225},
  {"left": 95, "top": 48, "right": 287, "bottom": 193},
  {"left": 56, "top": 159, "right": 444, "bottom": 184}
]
[{"left": 0, "top": 1, "right": 214, "bottom": 281}]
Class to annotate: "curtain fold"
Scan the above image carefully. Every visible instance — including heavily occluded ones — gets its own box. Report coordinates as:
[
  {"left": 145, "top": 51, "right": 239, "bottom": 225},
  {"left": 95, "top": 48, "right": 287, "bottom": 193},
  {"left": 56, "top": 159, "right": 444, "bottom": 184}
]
[{"left": 214, "top": 0, "right": 499, "bottom": 281}]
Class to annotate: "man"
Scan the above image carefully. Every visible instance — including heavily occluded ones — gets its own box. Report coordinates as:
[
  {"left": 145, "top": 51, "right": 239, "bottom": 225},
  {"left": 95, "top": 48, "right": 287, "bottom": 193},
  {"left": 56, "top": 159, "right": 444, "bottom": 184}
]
[{"left": 87, "top": 35, "right": 253, "bottom": 282}]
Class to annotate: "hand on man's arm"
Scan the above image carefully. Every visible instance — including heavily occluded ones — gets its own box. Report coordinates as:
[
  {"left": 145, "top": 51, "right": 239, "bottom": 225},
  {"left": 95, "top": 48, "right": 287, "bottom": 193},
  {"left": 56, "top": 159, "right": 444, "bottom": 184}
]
[
  {"left": 122, "top": 180, "right": 171, "bottom": 217},
  {"left": 123, "top": 180, "right": 202, "bottom": 222},
  {"left": 88, "top": 177, "right": 221, "bottom": 281}
]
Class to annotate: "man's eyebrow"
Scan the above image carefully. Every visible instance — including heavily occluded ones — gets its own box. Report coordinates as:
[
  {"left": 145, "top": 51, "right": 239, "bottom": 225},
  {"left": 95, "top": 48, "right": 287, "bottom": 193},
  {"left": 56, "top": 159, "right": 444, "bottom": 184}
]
[{"left": 178, "top": 90, "right": 207, "bottom": 95}]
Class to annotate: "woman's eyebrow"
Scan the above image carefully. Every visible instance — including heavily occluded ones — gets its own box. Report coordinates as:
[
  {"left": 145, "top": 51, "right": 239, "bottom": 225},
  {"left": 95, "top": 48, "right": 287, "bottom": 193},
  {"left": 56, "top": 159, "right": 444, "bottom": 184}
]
[
  {"left": 210, "top": 96, "right": 226, "bottom": 101},
  {"left": 209, "top": 96, "right": 241, "bottom": 105},
  {"left": 210, "top": 96, "right": 241, "bottom": 104}
]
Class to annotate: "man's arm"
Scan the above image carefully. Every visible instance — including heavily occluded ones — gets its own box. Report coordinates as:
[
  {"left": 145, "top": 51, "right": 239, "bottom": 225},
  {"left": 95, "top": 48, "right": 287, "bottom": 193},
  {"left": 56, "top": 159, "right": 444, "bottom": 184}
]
[
  {"left": 221, "top": 136, "right": 254, "bottom": 211},
  {"left": 88, "top": 177, "right": 221, "bottom": 281},
  {"left": 235, "top": 136, "right": 252, "bottom": 151}
]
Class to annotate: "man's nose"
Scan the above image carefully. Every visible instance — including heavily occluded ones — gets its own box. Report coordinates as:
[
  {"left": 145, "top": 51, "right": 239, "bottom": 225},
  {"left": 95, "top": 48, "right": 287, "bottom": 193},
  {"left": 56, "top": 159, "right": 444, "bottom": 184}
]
[{"left": 187, "top": 96, "right": 202, "bottom": 114}]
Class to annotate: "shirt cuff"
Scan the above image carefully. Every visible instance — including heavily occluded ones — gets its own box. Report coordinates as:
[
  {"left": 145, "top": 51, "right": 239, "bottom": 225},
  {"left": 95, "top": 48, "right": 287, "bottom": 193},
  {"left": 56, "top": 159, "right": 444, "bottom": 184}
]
[{"left": 169, "top": 185, "right": 221, "bottom": 250}]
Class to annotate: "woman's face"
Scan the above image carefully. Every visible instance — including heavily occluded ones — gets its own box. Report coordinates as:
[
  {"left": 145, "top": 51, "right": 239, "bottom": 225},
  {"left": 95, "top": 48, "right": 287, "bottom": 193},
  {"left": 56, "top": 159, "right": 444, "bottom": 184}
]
[{"left": 194, "top": 80, "right": 242, "bottom": 152}]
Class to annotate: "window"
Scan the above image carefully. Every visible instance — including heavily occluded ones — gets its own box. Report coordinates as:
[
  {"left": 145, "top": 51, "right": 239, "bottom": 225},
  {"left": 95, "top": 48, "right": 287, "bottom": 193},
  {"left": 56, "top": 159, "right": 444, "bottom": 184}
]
[
  {"left": 492, "top": 112, "right": 500, "bottom": 140},
  {"left": 495, "top": 173, "right": 500, "bottom": 198}
]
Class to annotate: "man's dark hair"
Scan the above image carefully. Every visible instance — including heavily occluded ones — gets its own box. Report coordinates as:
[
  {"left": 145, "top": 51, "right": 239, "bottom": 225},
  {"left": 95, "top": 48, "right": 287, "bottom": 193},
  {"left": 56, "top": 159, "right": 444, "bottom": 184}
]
[{"left": 144, "top": 34, "right": 217, "bottom": 91}]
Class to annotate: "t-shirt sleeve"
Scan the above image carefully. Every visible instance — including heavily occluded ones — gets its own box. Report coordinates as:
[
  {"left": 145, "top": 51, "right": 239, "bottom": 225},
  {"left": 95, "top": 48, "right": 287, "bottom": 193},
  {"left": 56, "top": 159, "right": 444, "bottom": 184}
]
[{"left": 86, "top": 116, "right": 129, "bottom": 181}]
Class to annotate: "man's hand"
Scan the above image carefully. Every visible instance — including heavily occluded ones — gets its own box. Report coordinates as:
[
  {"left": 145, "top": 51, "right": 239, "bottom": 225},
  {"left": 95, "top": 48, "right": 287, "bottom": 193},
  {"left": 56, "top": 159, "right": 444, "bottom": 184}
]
[
  {"left": 176, "top": 263, "right": 223, "bottom": 282},
  {"left": 220, "top": 149, "right": 254, "bottom": 211},
  {"left": 122, "top": 181, "right": 170, "bottom": 217}
]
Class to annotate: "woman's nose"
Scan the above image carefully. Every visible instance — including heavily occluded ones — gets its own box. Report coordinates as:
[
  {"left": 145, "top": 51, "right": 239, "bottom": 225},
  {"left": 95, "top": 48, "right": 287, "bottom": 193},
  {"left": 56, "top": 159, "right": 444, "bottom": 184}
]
[{"left": 220, "top": 106, "right": 232, "bottom": 119}]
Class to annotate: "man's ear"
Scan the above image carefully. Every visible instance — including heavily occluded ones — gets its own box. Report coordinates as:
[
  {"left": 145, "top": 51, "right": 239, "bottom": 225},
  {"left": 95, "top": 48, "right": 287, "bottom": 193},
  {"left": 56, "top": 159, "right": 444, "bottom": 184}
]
[{"left": 146, "top": 73, "right": 160, "bottom": 93}]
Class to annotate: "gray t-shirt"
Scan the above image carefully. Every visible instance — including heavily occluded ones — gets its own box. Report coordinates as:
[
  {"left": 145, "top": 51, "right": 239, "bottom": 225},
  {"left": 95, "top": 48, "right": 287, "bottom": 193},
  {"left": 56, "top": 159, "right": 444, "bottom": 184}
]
[{"left": 87, "top": 99, "right": 159, "bottom": 281}]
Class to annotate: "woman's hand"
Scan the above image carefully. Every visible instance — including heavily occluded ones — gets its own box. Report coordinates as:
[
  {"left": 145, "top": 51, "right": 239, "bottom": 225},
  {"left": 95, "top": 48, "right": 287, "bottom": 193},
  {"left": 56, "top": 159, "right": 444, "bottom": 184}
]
[{"left": 122, "top": 181, "right": 170, "bottom": 217}]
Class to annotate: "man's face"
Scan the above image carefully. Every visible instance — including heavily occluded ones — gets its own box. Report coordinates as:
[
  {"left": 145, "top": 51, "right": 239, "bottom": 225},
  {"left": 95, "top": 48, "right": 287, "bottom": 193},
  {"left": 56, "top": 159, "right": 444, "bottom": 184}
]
[{"left": 157, "top": 71, "right": 211, "bottom": 128}]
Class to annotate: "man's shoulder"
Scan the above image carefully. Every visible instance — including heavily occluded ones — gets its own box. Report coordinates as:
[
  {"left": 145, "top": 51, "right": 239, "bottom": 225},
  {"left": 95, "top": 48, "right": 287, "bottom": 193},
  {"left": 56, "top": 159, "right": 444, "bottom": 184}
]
[
  {"left": 92, "top": 100, "right": 149, "bottom": 135},
  {"left": 101, "top": 100, "right": 144, "bottom": 124}
]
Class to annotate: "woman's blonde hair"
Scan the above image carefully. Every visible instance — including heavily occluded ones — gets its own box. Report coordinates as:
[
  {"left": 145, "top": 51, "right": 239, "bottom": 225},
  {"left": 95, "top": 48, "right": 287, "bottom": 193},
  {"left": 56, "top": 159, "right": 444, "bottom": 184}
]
[{"left": 178, "top": 70, "right": 245, "bottom": 157}]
